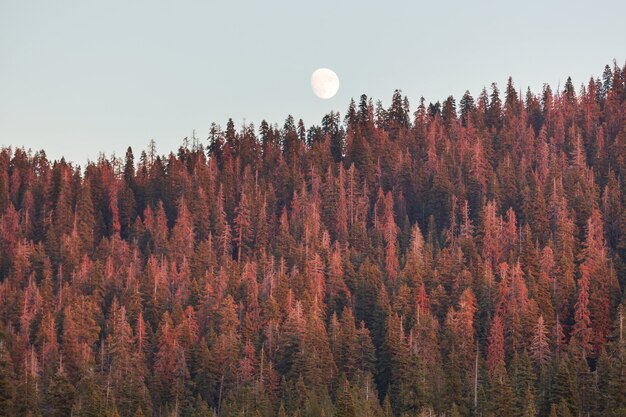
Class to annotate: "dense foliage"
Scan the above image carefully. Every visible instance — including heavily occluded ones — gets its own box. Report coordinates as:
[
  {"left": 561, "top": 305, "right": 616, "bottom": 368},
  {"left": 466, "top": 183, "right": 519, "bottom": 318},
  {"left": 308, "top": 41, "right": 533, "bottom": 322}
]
[{"left": 1, "top": 62, "right": 626, "bottom": 417}]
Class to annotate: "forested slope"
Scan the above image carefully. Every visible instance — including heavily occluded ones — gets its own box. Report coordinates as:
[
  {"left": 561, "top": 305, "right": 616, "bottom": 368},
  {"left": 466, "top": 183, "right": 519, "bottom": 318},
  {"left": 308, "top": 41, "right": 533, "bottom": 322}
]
[{"left": 0, "top": 62, "right": 626, "bottom": 417}]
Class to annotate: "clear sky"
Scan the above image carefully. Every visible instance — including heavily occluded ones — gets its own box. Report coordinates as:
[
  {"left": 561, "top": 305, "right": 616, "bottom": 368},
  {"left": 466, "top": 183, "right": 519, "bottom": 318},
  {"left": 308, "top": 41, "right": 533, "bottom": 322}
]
[{"left": 1, "top": 0, "right": 625, "bottom": 164}]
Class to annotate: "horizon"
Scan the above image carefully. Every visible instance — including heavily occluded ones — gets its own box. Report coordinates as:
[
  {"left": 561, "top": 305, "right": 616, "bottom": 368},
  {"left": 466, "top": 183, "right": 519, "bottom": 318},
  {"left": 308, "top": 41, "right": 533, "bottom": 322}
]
[
  {"left": 3, "top": 60, "right": 623, "bottom": 167},
  {"left": 2, "top": 0, "right": 626, "bottom": 163}
]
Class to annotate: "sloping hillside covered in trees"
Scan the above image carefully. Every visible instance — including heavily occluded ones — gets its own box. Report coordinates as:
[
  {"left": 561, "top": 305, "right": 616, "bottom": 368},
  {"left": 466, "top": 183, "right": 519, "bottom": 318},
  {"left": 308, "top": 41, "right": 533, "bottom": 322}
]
[{"left": 0, "top": 62, "right": 626, "bottom": 417}]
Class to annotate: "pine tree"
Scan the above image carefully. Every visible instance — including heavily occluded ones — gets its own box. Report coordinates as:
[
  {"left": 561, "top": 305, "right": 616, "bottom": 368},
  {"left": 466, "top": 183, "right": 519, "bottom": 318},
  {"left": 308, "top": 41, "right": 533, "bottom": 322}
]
[
  {"left": 75, "top": 179, "right": 95, "bottom": 251},
  {"left": 73, "top": 375, "right": 106, "bottom": 417},
  {"left": 510, "top": 350, "right": 536, "bottom": 417},
  {"left": 170, "top": 197, "right": 194, "bottom": 264},
  {"left": 487, "top": 82, "right": 502, "bottom": 131},
  {"left": 326, "top": 244, "right": 350, "bottom": 314},
  {"left": 580, "top": 209, "right": 620, "bottom": 351},
  {"left": 442, "top": 96, "right": 457, "bottom": 128},
  {"left": 382, "top": 192, "right": 399, "bottom": 282},
  {"left": 322, "top": 111, "right": 343, "bottom": 162},
  {"left": 356, "top": 321, "right": 376, "bottom": 376},
  {"left": 551, "top": 356, "right": 576, "bottom": 416},
  {"left": 124, "top": 146, "right": 135, "bottom": 186},
  {"left": 488, "top": 370, "right": 514, "bottom": 417},
  {"left": 45, "top": 368, "right": 75, "bottom": 417},
  {"left": 336, "top": 308, "right": 358, "bottom": 378},
  {"left": 0, "top": 339, "right": 15, "bottom": 417},
  {"left": 335, "top": 379, "right": 357, "bottom": 417},
  {"left": 486, "top": 315, "right": 503, "bottom": 373},
  {"left": 460, "top": 91, "right": 475, "bottom": 127},
  {"left": 572, "top": 268, "right": 593, "bottom": 358},
  {"left": 530, "top": 315, "right": 551, "bottom": 369},
  {"left": 378, "top": 312, "right": 409, "bottom": 414}
]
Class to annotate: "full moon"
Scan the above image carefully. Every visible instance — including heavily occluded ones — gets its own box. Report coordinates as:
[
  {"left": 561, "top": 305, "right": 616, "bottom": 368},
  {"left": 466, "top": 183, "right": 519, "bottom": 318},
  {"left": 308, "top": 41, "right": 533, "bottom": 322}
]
[{"left": 311, "top": 68, "right": 339, "bottom": 99}]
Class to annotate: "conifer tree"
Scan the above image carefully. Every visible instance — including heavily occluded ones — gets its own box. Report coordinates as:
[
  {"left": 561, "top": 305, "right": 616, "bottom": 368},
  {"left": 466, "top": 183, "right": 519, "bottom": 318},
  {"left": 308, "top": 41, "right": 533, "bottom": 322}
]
[
  {"left": 45, "top": 367, "right": 75, "bottom": 417},
  {"left": 530, "top": 315, "right": 551, "bottom": 369},
  {"left": 335, "top": 379, "right": 357, "bottom": 417},
  {"left": 170, "top": 197, "right": 194, "bottom": 264},
  {"left": 0, "top": 339, "right": 15, "bottom": 417},
  {"left": 75, "top": 180, "right": 95, "bottom": 251}
]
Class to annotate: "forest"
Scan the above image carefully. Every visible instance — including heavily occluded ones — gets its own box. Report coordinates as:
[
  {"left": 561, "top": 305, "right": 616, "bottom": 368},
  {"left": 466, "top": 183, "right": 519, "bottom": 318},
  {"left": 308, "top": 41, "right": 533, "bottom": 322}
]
[{"left": 0, "top": 62, "right": 625, "bottom": 417}]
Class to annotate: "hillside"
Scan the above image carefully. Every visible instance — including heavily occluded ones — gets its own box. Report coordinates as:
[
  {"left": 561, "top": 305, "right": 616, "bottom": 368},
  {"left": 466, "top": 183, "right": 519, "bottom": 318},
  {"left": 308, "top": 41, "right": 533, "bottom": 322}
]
[{"left": 0, "top": 62, "right": 625, "bottom": 417}]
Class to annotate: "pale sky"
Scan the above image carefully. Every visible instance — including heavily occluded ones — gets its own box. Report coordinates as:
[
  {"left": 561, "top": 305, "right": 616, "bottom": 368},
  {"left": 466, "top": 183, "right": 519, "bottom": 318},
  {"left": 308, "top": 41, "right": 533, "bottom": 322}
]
[{"left": 1, "top": 0, "right": 625, "bottom": 163}]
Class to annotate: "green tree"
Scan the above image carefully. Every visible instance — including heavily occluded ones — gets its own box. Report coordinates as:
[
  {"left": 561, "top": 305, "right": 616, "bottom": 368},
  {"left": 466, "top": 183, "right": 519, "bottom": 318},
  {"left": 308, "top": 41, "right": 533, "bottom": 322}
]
[
  {"left": 75, "top": 179, "right": 95, "bottom": 251},
  {"left": 0, "top": 339, "right": 15, "bottom": 417},
  {"left": 73, "top": 375, "right": 106, "bottom": 417},
  {"left": 45, "top": 369, "right": 76, "bottom": 417},
  {"left": 335, "top": 380, "right": 357, "bottom": 417}
]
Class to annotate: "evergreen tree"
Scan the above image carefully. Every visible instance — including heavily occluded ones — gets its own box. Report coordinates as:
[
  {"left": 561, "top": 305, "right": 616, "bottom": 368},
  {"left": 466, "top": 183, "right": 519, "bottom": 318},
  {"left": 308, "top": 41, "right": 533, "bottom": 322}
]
[
  {"left": 0, "top": 339, "right": 15, "bottom": 417},
  {"left": 487, "top": 82, "right": 502, "bottom": 130},
  {"left": 335, "top": 380, "right": 357, "bottom": 417},
  {"left": 75, "top": 180, "right": 95, "bottom": 251},
  {"left": 45, "top": 369, "right": 76, "bottom": 417}
]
